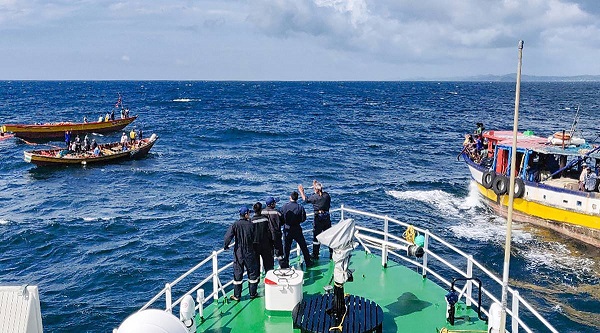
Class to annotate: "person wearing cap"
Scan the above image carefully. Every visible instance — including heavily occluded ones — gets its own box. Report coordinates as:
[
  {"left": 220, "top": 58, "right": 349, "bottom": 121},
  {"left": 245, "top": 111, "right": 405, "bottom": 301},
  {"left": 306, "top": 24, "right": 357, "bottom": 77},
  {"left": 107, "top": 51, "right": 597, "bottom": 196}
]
[
  {"left": 280, "top": 191, "right": 312, "bottom": 269},
  {"left": 298, "top": 180, "right": 332, "bottom": 260},
  {"left": 251, "top": 201, "right": 274, "bottom": 272},
  {"left": 263, "top": 196, "right": 284, "bottom": 267},
  {"left": 223, "top": 206, "right": 260, "bottom": 301}
]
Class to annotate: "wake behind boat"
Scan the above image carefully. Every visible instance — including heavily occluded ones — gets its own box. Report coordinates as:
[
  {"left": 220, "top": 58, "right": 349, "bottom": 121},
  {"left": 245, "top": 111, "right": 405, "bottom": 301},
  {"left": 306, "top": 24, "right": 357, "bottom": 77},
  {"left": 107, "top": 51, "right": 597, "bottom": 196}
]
[{"left": 24, "top": 134, "right": 158, "bottom": 167}]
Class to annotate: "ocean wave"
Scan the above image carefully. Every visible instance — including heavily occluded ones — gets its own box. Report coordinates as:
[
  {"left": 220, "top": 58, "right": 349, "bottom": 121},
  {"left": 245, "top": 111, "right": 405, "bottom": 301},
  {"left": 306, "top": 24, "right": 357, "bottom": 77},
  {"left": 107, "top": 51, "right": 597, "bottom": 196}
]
[{"left": 172, "top": 98, "right": 201, "bottom": 102}]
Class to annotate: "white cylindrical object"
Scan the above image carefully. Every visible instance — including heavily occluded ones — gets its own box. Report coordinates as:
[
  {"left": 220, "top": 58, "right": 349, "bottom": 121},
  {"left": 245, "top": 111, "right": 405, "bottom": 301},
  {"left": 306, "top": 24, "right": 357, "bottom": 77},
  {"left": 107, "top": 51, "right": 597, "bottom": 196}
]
[{"left": 488, "top": 302, "right": 503, "bottom": 333}]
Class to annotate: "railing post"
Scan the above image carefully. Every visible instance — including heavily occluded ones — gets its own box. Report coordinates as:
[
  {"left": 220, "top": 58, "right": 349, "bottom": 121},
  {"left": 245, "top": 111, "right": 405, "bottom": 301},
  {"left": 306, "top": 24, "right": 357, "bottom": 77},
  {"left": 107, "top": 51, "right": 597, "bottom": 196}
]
[
  {"left": 422, "top": 231, "right": 429, "bottom": 278},
  {"left": 466, "top": 255, "right": 473, "bottom": 306},
  {"left": 197, "top": 289, "right": 205, "bottom": 319},
  {"left": 340, "top": 204, "right": 344, "bottom": 220},
  {"left": 512, "top": 291, "right": 520, "bottom": 333},
  {"left": 382, "top": 216, "right": 389, "bottom": 268},
  {"left": 165, "top": 283, "right": 172, "bottom": 313},
  {"left": 212, "top": 251, "right": 219, "bottom": 301}
]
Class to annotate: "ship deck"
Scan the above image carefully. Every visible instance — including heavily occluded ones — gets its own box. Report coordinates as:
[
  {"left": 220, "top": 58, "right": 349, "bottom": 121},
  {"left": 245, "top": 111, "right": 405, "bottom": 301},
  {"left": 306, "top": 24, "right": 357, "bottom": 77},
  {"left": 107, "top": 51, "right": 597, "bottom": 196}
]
[{"left": 195, "top": 251, "right": 488, "bottom": 333}]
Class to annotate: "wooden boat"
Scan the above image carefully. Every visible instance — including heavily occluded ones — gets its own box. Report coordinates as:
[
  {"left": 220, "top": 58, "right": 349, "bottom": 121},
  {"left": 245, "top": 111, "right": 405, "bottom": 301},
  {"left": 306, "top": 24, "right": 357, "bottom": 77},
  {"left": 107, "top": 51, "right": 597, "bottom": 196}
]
[
  {"left": 2, "top": 116, "right": 137, "bottom": 140},
  {"left": 23, "top": 134, "right": 158, "bottom": 167},
  {"left": 462, "top": 129, "right": 600, "bottom": 247}
]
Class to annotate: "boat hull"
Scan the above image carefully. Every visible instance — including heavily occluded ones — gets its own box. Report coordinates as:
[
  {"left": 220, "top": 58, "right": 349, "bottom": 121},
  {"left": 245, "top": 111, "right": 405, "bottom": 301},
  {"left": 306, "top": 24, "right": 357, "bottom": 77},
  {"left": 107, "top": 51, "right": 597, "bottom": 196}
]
[
  {"left": 24, "top": 135, "right": 158, "bottom": 167},
  {"left": 464, "top": 155, "right": 600, "bottom": 247},
  {"left": 3, "top": 116, "right": 137, "bottom": 140}
]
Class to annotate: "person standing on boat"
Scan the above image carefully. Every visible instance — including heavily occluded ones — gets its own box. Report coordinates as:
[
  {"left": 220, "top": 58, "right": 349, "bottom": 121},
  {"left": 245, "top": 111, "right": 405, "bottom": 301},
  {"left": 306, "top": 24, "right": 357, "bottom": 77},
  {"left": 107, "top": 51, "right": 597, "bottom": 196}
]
[
  {"left": 129, "top": 128, "right": 137, "bottom": 145},
  {"left": 251, "top": 202, "right": 274, "bottom": 272},
  {"left": 299, "top": 180, "right": 333, "bottom": 260},
  {"left": 281, "top": 191, "right": 312, "bottom": 269},
  {"left": 83, "top": 135, "right": 90, "bottom": 152},
  {"left": 262, "top": 196, "right": 284, "bottom": 267},
  {"left": 475, "top": 122, "right": 485, "bottom": 135},
  {"left": 223, "top": 206, "right": 260, "bottom": 301},
  {"left": 579, "top": 163, "right": 589, "bottom": 191},
  {"left": 120, "top": 132, "right": 128, "bottom": 150},
  {"left": 65, "top": 130, "right": 71, "bottom": 149},
  {"left": 584, "top": 166, "right": 598, "bottom": 192}
]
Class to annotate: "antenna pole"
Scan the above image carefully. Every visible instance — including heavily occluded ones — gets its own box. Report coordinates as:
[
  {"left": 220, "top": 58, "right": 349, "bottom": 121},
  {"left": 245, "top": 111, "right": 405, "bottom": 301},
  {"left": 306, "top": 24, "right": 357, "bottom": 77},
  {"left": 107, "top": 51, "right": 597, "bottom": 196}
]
[{"left": 499, "top": 40, "right": 524, "bottom": 333}]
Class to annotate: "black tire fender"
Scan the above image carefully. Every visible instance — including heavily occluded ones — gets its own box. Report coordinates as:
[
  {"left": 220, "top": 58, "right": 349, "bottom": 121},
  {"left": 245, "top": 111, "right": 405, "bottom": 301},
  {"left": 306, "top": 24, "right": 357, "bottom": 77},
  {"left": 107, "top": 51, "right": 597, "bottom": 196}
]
[
  {"left": 493, "top": 176, "right": 508, "bottom": 195},
  {"left": 514, "top": 178, "right": 525, "bottom": 198},
  {"left": 482, "top": 171, "right": 496, "bottom": 189}
]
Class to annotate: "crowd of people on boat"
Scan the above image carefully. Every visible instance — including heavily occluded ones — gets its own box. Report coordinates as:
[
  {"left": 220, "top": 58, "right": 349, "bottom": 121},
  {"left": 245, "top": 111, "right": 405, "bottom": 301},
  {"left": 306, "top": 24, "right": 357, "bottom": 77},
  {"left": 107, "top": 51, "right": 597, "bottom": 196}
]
[
  {"left": 462, "top": 123, "right": 487, "bottom": 163},
  {"left": 223, "top": 180, "right": 332, "bottom": 301},
  {"left": 61, "top": 128, "right": 144, "bottom": 158},
  {"left": 82, "top": 108, "right": 130, "bottom": 124}
]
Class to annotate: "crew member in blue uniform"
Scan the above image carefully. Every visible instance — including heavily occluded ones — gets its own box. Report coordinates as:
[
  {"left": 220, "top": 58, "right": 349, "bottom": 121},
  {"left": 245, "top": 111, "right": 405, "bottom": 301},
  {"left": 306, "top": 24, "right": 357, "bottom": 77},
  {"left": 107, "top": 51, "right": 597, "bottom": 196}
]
[
  {"left": 280, "top": 191, "right": 312, "bottom": 269},
  {"left": 298, "top": 180, "right": 332, "bottom": 260},
  {"left": 262, "top": 196, "right": 284, "bottom": 267},
  {"left": 223, "top": 206, "right": 259, "bottom": 301},
  {"left": 251, "top": 201, "right": 274, "bottom": 272}
]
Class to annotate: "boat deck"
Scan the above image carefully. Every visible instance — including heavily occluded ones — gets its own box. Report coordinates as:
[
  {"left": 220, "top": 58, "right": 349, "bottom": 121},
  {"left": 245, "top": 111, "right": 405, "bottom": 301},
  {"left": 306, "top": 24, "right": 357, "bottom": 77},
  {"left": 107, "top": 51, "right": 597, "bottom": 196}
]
[{"left": 195, "top": 251, "right": 488, "bottom": 333}]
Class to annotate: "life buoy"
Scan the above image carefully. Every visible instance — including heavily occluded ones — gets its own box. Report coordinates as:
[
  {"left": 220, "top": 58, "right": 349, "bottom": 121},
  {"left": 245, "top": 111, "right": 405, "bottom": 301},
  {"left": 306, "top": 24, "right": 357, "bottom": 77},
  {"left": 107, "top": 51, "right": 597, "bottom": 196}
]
[
  {"left": 553, "top": 132, "right": 571, "bottom": 140},
  {"left": 514, "top": 178, "right": 525, "bottom": 198},
  {"left": 482, "top": 171, "right": 496, "bottom": 189},
  {"left": 493, "top": 176, "right": 508, "bottom": 195}
]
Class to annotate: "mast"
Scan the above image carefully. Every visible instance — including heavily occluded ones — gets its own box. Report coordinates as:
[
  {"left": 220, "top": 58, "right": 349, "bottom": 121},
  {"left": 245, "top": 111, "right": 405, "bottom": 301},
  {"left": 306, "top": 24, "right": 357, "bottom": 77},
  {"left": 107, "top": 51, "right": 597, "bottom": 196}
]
[{"left": 499, "top": 40, "right": 524, "bottom": 333}]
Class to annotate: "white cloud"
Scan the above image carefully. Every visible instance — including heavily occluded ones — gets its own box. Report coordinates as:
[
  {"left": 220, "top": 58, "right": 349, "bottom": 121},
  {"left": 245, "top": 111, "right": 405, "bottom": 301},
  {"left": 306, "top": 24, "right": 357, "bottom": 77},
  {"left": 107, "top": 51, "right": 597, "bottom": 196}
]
[
  {"left": 121, "top": 55, "right": 130, "bottom": 62},
  {"left": 0, "top": 0, "right": 599, "bottom": 79}
]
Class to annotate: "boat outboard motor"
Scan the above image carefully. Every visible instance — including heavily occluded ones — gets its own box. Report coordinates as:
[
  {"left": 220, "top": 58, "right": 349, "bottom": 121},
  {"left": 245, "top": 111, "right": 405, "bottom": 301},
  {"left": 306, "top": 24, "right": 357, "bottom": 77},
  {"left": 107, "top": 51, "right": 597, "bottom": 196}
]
[
  {"left": 115, "top": 309, "right": 188, "bottom": 333},
  {"left": 179, "top": 294, "right": 197, "bottom": 333}
]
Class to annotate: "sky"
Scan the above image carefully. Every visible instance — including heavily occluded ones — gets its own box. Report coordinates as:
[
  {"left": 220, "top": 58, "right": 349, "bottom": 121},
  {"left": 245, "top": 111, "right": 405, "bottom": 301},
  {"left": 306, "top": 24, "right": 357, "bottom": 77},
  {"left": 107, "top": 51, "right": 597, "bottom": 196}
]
[{"left": 1, "top": 0, "right": 600, "bottom": 80}]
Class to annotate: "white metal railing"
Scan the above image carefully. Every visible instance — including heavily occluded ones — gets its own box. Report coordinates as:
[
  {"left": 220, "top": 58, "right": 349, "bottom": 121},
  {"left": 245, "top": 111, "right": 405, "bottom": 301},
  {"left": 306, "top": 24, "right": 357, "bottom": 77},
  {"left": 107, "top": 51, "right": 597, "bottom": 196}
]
[{"left": 135, "top": 205, "right": 558, "bottom": 333}]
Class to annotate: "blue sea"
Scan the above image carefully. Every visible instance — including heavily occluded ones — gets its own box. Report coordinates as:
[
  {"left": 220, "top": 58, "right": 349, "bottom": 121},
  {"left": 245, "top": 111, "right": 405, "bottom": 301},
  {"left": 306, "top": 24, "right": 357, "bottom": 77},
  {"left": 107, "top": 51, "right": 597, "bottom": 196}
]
[{"left": 1, "top": 81, "right": 599, "bottom": 332}]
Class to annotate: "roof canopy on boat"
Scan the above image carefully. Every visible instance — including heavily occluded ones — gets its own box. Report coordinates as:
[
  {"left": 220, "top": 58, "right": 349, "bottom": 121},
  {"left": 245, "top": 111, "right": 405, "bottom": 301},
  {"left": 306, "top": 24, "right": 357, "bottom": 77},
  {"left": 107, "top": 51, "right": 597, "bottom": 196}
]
[{"left": 485, "top": 130, "right": 600, "bottom": 159}]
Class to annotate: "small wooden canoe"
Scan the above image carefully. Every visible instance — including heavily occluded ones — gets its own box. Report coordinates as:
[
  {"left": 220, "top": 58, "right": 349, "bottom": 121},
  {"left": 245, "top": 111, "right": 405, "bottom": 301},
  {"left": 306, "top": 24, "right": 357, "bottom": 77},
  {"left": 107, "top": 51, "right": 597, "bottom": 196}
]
[
  {"left": 24, "top": 134, "right": 158, "bottom": 167},
  {"left": 3, "top": 116, "right": 137, "bottom": 140}
]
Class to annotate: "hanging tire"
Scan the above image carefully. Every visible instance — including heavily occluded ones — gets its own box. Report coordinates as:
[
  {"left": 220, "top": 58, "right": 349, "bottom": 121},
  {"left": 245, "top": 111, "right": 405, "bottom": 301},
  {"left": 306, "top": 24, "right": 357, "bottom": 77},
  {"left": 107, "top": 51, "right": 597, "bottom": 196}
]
[
  {"left": 493, "top": 176, "right": 508, "bottom": 195},
  {"left": 514, "top": 178, "right": 525, "bottom": 198},
  {"left": 482, "top": 171, "right": 496, "bottom": 189}
]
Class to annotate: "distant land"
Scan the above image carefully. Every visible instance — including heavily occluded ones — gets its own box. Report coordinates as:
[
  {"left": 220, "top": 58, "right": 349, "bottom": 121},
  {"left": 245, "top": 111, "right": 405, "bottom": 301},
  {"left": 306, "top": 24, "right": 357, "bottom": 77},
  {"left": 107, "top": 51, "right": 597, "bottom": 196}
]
[{"left": 419, "top": 74, "right": 600, "bottom": 82}]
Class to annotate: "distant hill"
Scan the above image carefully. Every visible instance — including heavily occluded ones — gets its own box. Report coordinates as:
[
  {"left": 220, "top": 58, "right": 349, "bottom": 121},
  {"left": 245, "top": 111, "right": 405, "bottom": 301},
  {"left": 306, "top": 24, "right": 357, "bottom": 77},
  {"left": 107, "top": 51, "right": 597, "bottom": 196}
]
[{"left": 426, "top": 74, "right": 600, "bottom": 82}]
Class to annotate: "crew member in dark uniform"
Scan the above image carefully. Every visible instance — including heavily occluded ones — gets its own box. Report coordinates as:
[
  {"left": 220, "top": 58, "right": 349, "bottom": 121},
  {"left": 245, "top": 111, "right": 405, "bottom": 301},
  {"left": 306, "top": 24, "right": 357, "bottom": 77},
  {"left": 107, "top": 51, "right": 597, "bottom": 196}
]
[
  {"left": 223, "top": 206, "right": 259, "bottom": 301},
  {"left": 280, "top": 191, "right": 312, "bottom": 269},
  {"left": 263, "top": 196, "right": 284, "bottom": 267},
  {"left": 298, "top": 180, "right": 332, "bottom": 260},
  {"left": 251, "top": 201, "right": 274, "bottom": 272}
]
